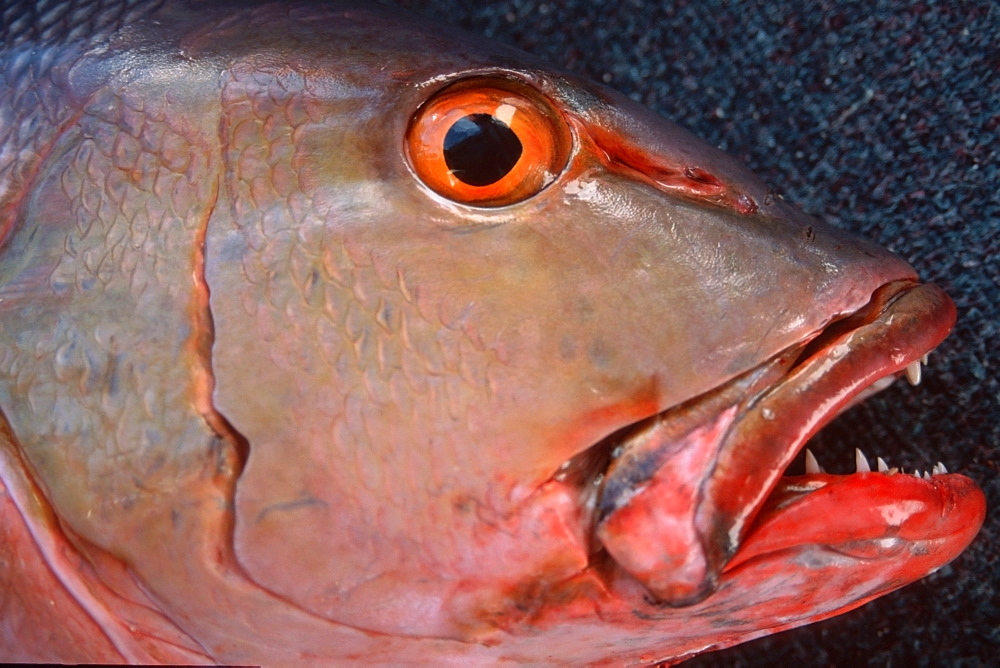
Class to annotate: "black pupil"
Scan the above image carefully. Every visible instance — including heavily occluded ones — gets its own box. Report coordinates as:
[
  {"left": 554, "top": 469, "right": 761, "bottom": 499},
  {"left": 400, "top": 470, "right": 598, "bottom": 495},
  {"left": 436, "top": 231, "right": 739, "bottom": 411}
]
[{"left": 443, "top": 113, "right": 523, "bottom": 187}]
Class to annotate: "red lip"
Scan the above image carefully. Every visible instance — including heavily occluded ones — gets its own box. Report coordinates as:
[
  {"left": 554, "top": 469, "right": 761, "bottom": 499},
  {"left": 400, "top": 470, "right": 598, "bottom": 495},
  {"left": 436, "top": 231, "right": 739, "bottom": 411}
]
[
  {"left": 727, "top": 470, "right": 986, "bottom": 573},
  {"left": 590, "top": 280, "right": 979, "bottom": 605}
]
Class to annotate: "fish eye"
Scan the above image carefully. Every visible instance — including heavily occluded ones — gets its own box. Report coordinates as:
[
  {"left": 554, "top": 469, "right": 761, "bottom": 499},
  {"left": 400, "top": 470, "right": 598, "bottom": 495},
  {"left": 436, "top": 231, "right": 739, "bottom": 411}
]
[{"left": 406, "top": 79, "right": 572, "bottom": 207}]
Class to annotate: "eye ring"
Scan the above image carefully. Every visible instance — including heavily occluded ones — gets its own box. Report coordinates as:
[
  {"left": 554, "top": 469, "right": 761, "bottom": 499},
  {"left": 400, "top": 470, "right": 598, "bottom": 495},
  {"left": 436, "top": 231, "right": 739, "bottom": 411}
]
[{"left": 406, "top": 78, "right": 572, "bottom": 207}]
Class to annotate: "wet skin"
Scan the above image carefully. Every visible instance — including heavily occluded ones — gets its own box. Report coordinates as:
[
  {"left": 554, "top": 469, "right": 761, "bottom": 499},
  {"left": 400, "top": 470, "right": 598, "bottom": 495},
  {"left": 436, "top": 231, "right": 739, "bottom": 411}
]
[{"left": 0, "top": 1, "right": 985, "bottom": 664}]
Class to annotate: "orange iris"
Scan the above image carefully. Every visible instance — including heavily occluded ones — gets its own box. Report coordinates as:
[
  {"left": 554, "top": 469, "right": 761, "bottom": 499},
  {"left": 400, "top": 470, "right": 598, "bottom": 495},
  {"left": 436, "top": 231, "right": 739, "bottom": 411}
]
[{"left": 406, "top": 78, "right": 572, "bottom": 207}]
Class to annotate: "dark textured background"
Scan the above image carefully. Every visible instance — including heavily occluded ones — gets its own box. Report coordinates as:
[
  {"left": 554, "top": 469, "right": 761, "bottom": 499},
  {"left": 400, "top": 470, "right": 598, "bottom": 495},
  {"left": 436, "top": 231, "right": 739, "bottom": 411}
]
[{"left": 383, "top": 1, "right": 998, "bottom": 665}]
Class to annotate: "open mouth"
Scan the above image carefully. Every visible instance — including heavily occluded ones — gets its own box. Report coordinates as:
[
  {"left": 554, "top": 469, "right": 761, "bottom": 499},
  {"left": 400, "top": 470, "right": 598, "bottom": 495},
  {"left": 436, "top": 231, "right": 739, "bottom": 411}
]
[{"left": 557, "top": 280, "right": 961, "bottom": 606}]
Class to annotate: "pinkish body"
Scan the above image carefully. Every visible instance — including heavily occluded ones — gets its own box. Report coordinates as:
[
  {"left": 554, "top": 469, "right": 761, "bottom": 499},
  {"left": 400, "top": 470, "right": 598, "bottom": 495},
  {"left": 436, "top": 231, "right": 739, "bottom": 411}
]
[{"left": 0, "top": 1, "right": 984, "bottom": 664}]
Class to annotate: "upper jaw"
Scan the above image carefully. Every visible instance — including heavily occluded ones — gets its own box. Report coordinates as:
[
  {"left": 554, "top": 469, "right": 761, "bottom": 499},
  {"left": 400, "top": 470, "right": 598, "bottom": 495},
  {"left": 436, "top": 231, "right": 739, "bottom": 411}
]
[{"left": 584, "top": 280, "right": 958, "bottom": 605}]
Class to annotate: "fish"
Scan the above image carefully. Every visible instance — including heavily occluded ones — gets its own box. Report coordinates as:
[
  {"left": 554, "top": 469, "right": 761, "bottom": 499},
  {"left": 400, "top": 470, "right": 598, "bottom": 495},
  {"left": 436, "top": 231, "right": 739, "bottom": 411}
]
[{"left": 0, "top": 0, "right": 986, "bottom": 664}]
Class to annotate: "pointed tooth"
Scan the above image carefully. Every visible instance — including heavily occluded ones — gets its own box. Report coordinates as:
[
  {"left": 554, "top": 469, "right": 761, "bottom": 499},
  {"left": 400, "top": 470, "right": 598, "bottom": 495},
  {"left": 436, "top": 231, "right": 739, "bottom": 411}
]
[
  {"left": 805, "top": 448, "right": 823, "bottom": 474},
  {"left": 937, "top": 462, "right": 948, "bottom": 474},
  {"left": 877, "top": 457, "right": 889, "bottom": 473},
  {"left": 923, "top": 470, "right": 932, "bottom": 480},
  {"left": 905, "top": 360, "right": 922, "bottom": 386},
  {"left": 855, "top": 448, "right": 871, "bottom": 473},
  {"left": 922, "top": 353, "right": 930, "bottom": 365}
]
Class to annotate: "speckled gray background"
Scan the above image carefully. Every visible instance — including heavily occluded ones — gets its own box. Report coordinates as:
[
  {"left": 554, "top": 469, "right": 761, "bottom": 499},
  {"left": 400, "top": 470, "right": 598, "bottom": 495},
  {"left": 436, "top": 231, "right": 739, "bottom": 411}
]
[{"left": 383, "top": 1, "right": 998, "bottom": 665}]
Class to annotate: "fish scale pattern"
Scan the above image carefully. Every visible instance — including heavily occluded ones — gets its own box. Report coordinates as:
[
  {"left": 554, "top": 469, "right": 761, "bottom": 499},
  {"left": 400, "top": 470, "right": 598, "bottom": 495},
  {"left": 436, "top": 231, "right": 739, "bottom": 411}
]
[
  {"left": 0, "top": 41, "right": 75, "bottom": 252},
  {"left": 0, "top": 0, "right": 164, "bottom": 243},
  {"left": 1, "top": 0, "right": 161, "bottom": 47},
  {"left": 212, "top": 57, "right": 514, "bottom": 626},
  {"left": 0, "top": 51, "right": 224, "bottom": 558}
]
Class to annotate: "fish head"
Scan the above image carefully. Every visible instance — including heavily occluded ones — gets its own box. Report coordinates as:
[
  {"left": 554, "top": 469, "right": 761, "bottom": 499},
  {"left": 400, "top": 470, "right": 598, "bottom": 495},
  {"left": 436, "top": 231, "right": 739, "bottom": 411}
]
[
  {"left": 192, "top": 3, "right": 983, "bottom": 647},
  {"left": 0, "top": 1, "right": 984, "bottom": 662}
]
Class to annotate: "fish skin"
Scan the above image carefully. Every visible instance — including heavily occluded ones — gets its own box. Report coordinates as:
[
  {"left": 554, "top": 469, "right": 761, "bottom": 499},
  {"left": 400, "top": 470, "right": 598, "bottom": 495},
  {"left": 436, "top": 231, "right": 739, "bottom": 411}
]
[
  {"left": 4, "top": 2, "right": 984, "bottom": 660},
  {"left": 439, "top": 3, "right": 997, "bottom": 664}
]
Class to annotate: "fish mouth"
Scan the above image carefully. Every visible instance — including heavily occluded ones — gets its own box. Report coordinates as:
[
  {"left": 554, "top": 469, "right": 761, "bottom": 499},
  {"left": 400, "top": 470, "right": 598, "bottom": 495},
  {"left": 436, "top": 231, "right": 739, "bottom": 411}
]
[{"left": 562, "top": 280, "right": 963, "bottom": 606}]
